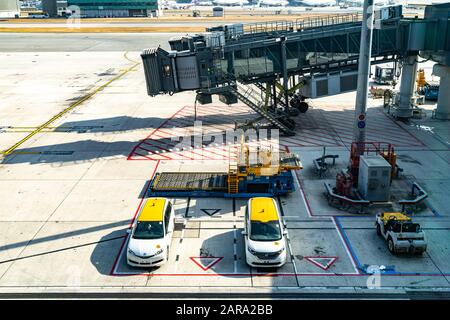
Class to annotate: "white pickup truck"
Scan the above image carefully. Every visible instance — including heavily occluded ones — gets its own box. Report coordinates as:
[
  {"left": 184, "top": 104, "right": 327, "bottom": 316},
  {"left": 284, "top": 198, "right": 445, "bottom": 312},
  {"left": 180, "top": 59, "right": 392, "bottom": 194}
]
[{"left": 375, "top": 212, "right": 427, "bottom": 255}]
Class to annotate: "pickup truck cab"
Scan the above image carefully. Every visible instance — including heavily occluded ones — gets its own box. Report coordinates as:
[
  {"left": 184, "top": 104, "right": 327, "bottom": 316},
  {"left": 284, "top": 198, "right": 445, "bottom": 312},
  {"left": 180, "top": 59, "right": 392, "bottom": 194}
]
[{"left": 375, "top": 212, "right": 427, "bottom": 254}]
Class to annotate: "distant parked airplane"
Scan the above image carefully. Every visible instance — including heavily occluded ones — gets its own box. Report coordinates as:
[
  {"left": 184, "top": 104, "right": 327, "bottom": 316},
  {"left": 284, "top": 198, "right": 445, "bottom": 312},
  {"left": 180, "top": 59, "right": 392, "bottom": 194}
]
[
  {"left": 293, "top": 0, "right": 337, "bottom": 7},
  {"left": 161, "top": 0, "right": 194, "bottom": 9},
  {"left": 211, "top": 0, "right": 250, "bottom": 6},
  {"left": 339, "top": 0, "right": 392, "bottom": 7},
  {"left": 257, "top": 0, "right": 290, "bottom": 7}
]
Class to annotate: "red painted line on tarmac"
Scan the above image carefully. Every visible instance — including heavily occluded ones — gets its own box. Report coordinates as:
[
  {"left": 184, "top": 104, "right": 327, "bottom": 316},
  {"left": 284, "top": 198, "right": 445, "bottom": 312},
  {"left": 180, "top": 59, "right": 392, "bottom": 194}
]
[
  {"left": 193, "top": 147, "right": 229, "bottom": 159},
  {"left": 324, "top": 111, "right": 425, "bottom": 147},
  {"left": 283, "top": 138, "right": 321, "bottom": 147},
  {"left": 141, "top": 128, "right": 229, "bottom": 160},
  {"left": 380, "top": 110, "right": 426, "bottom": 147},
  {"left": 294, "top": 170, "right": 315, "bottom": 217},
  {"left": 110, "top": 272, "right": 364, "bottom": 277},
  {"left": 287, "top": 132, "right": 339, "bottom": 146},
  {"left": 190, "top": 256, "right": 224, "bottom": 271},
  {"left": 140, "top": 141, "right": 194, "bottom": 160},
  {"left": 148, "top": 131, "right": 179, "bottom": 140},
  {"left": 178, "top": 115, "right": 241, "bottom": 130},
  {"left": 332, "top": 130, "right": 420, "bottom": 147},
  {"left": 137, "top": 145, "right": 174, "bottom": 160},
  {"left": 153, "top": 128, "right": 196, "bottom": 143},
  {"left": 304, "top": 256, "right": 338, "bottom": 270},
  {"left": 280, "top": 140, "right": 306, "bottom": 147},
  {"left": 293, "top": 128, "right": 341, "bottom": 143},
  {"left": 193, "top": 110, "right": 245, "bottom": 121},
  {"left": 203, "top": 104, "right": 249, "bottom": 113},
  {"left": 127, "top": 157, "right": 155, "bottom": 161},
  {"left": 131, "top": 151, "right": 156, "bottom": 160},
  {"left": 190, "top": 107, "right": 253, "bottom": 123},
  {"left": 127, "top": 106, "right": 188, "bottom": 160},
  {"left": 144, "top": 135, "right": 227, "bottom": 160},
  {"left": 110, "top": 270, "right": 450, "bottom": 277},
  {"left": 283, "top": 134, "right": 325, "bottom": 145},
  {"left": 109, "top": 160, "right": 160, "bottom": 275}
]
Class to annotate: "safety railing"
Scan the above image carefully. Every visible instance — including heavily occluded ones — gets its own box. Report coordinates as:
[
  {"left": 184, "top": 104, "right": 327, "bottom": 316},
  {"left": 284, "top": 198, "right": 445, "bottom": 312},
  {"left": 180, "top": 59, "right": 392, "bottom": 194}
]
[
  {"left": 244, "top": 20, "right": 294, "bottom": 35},
  {"left": 239, "top": 13, "right": 363, "bottom": 37},
  {"left": 295, "top": 13, "right": 363, "bottom": 31}
]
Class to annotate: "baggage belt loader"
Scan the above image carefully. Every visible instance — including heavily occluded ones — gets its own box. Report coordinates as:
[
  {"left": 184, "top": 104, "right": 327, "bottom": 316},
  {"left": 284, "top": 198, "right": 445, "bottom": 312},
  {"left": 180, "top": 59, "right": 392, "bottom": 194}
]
[{"left": 148, "top": 144, "right": 302, "bottom": 198}]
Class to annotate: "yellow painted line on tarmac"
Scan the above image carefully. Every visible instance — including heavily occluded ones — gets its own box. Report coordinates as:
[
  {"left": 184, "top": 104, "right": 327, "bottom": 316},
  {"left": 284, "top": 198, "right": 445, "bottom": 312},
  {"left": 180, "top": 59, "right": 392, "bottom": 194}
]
[
  {"left": 1, "top": 53, "right": 140, "bottom": 156},
  {"left": 0, "top": 26, "right": 205, "bottom": 33},
  {"left": 1, "top": 151, "right": 42, "bottom": 155},
  {"left": 124, "top": 51, "right": 139, "bottom": 65}
]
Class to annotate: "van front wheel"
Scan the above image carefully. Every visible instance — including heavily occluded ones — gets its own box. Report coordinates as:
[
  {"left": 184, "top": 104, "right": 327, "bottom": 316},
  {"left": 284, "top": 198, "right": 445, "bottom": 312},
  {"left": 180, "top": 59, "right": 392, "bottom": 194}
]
[{"left": 388, "top": 238, "right": 395, "bottom": 254}]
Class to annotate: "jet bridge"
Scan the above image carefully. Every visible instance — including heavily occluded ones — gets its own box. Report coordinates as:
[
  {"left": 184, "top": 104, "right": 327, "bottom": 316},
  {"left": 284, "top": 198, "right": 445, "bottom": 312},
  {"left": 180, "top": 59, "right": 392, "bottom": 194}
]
[{"left": 142, "top": 4, "right": 450, "bottom": 134}]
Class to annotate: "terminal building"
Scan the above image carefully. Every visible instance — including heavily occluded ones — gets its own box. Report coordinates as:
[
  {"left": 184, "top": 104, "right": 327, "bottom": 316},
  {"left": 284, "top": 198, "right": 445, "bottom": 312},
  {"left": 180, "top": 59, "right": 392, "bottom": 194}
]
[
  {"left": 0, "top": 0, "right": 20, "bottom": 18},
  {"left": 43, "top": 0, "right": 159, "bottom": 17}
]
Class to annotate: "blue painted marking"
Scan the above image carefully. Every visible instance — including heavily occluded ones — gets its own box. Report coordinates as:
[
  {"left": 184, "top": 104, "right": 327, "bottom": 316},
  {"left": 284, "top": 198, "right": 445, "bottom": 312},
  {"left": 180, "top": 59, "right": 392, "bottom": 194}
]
[
  {"left": 424, "top": 199, "right": 443, "bottom": 217},
  {"left": 358, "top": 121, "right": 366, "bottom": 129},
  {"left": 334, "top": 217, "right": 363, "bottom": 271}
]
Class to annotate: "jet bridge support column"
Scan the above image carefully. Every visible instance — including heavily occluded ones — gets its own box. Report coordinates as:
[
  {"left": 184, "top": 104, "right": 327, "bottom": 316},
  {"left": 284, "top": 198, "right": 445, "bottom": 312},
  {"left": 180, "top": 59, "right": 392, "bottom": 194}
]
[
  {"left": 397, "top": 55, "right": 418, "bottom": 119},
  {"left": 433, "top": 64, "right": 450, "bottom": 120},
  {"left": 280, "top": 36, "right": 289, "bottom": 110}
]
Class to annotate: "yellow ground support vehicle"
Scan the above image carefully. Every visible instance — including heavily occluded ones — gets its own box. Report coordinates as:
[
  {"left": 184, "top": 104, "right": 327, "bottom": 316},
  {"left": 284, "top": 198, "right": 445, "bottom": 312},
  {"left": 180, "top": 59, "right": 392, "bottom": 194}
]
[{"left": 375, "top": 212, "right": 427, "bottom": 254}]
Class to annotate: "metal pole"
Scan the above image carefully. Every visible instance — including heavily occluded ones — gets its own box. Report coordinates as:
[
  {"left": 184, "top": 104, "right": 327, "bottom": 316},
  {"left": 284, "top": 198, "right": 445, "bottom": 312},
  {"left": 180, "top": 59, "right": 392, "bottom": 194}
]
[
  {"left": 280, "top": 36, "right": 289, "bottom": 111},
  {"left": 353, "top": 0, "right": 375, "bottom": 150}
]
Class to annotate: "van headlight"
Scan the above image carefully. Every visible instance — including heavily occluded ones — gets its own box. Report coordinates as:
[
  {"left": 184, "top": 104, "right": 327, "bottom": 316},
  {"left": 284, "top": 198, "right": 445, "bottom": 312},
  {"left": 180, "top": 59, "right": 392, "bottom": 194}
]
[
  {"left": 128, "top": 249, "right": 136, "bottom": 256},
  {"left": 276, "top": 248, "right": 285, "bottom": 255},
  {"left": 155, "top": 248, "right": 164, "bottom": 256},
  {"left": 248, "top": 247, "right": 258, "bottom": 255}
]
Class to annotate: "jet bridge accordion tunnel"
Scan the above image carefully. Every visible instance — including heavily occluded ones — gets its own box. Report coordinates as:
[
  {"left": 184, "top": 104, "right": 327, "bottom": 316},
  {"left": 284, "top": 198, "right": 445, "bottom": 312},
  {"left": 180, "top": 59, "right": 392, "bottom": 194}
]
[{"left": 141, "top": 4, "right": 450, "bottom": 131}]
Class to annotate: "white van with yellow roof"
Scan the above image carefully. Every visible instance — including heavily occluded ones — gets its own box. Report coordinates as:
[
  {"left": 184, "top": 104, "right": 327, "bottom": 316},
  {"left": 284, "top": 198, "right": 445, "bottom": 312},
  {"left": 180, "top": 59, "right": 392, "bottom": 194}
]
[
  {"left": 126, "top": 197, "right": 174, "bottom": 267},
  {"left": 243, "top": 197, "right": 287, "bottom": 268}
]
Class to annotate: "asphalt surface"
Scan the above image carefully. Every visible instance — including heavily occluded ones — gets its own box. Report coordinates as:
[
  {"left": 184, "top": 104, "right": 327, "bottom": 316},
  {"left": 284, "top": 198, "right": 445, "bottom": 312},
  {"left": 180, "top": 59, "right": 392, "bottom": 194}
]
[{"left": 0, "top": 33, "right": 179, "bottom": 52}]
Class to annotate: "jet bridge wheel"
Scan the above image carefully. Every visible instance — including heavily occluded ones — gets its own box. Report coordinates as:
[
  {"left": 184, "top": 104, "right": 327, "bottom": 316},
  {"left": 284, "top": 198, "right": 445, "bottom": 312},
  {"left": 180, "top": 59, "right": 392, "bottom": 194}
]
[
  {"left": 297, "top": 102, "right": 309, "bottom": 113},
  {"left": 289, "top": 97, "right": 309, "bottom": 113},
  {"left": 287, "top": 107, "right": 300, "bottom": 117}
]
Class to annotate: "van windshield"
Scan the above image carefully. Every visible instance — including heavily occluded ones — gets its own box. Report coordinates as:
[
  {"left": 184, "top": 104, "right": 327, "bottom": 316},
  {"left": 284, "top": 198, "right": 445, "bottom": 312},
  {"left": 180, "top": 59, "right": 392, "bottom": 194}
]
[
  {"left": 133, "top": 221, "right": 164, "bottom": 240},
  {"left": 250, "top": 221, "right": 282, "bottom": 242}
]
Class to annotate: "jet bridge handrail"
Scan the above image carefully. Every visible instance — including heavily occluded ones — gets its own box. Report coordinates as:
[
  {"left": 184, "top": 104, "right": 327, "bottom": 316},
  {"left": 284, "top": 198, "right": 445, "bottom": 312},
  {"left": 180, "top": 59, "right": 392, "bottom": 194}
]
[
  {"left": 294, "top": 13, "right": 363, "bottom": 31},
  {"left": 239, "top": 13, "right": 362, "bottom": 37},
  {"left": 244, "top": 20, "right": 295, "bottom": 35}
]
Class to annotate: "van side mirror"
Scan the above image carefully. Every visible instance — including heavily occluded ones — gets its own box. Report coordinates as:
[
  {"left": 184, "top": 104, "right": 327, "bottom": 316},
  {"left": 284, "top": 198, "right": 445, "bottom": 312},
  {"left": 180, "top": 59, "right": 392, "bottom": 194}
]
[
  {"left": 241, "top": 230, "right": 247, "bottom": 236},
  {"left": 126, "top": 229, "right": 131, "bottom": 234},
  {"left": 283, "top": 230, "right": 288, "bottom": 236}
]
